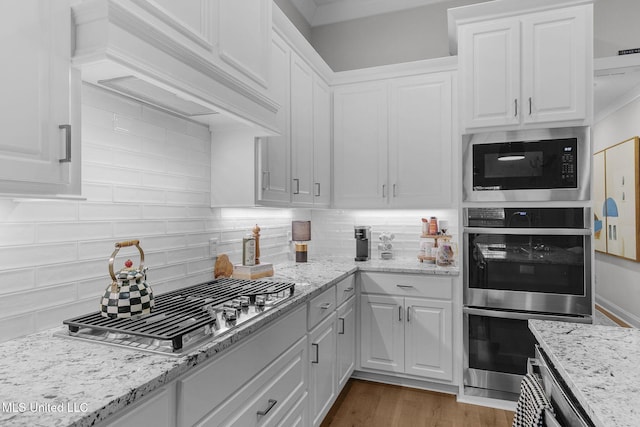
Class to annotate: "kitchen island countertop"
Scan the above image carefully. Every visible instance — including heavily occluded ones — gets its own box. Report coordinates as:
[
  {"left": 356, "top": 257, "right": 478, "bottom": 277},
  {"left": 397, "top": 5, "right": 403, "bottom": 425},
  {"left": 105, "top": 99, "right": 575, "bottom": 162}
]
[
  {"left": 0, "top": 257, "right": 457, "bottom": 427},
  {"left": 529, "top": 319, "right": 640, "bottom": 427}
]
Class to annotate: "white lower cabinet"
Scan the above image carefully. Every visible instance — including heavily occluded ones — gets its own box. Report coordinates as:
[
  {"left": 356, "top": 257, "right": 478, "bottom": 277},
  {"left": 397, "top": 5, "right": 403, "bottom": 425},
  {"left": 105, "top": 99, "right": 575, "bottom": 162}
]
[
  {"left": 336, "top": 295, "right": 356, "bottom": 390},
  {"left": 102, "top": 384, "right": 177, "bottom": 427},
  {"left": 309, "top": 312, "right": 337, "bottom": 427},
  {"left": 177, "top": 305, "right": 308, "bottom": 427},
  {"left": 359, "top": 273, "right": 454, "bottom": 382}
]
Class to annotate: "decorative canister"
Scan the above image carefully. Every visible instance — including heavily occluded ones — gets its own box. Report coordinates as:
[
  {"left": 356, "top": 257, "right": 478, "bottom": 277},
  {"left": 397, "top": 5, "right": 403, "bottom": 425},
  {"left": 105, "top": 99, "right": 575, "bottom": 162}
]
[
  {"left": 100, "top": 240, "right": 154, "bottom": 318},
  {"left": 436, "top": 241, "right": 458, "bottom": 267}
]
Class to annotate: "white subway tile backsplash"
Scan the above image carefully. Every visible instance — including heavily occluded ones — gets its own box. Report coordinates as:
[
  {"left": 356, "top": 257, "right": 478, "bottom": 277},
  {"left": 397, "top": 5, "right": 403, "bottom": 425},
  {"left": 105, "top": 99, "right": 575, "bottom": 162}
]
[
  {"left": 0, "top": 314, "right": 35, "bottom": 343},
  {"left": 114, "top": 114, "right": 166, "bottom": 141},
  {"left": 114, "top": 186, "right": 166, "bottom": 204},
  {"left": 166, "top": 219, "right": 208, "bottom": 234},
  {"left": 79, "top": 203, "right": 143, "bottom": 221},
  {"left": 37, "top": 222, "right": 112, "bottom": 243},
  {"left": 0, "top": 243, "right": 77, "bottom": 269},
  {"left": 83, "top": 84, "right": 142, "bottom": 117},
  {"left": 0, "top": 223, "right": 36, "bottom": 245},
  {"left": 36, "top": 259, "right": 105, "bottom": 289},
  {"left": 113, "top": 220, "right": 167, "bottom": 237},
  {"left": 0, "top": 284, "right": 77, "bottom": 319},
  {"left": 82, "top": 163, "right": 143, "bottom": 186},
  {"left": 142, "top": 171, "right": 189, "bottom": 190},
  {"left": 141, "top": 106, "right": 190, "bottom": 135},
  {"left": 0, "top": 269, "right": 36, "bottom": 295}
]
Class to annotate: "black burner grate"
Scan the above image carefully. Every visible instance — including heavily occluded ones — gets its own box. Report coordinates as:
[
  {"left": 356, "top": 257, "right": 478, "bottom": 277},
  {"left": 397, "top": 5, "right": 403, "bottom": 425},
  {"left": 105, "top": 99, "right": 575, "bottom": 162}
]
[{"left": 62, "top": 278, "right": 295, "bottom": 351}]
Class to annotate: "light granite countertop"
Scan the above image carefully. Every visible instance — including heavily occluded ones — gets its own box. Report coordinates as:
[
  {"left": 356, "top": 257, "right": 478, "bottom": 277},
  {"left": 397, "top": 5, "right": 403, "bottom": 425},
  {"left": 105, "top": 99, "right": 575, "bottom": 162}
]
[
  {"left": 529, "top": 319, "right": 640, "bottom": 427},
  {"left": 0, "top": 257, "right": 457, "bottom": 427}
]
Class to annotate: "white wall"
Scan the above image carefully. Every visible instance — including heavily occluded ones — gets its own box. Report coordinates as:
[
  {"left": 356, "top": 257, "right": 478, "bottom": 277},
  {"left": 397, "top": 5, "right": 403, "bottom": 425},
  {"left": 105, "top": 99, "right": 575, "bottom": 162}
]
[
  {"left": 594, "top": 0, "right": 640, "bottom": 58},
  {"left": 0, "top": 85, "right": 292, "bottom": 344},
  {"left": 309, "top": 0, "right": 487, "bottom": 71},
  {"left": 593, "top": 94, "right": 640, "bottom": 326}
]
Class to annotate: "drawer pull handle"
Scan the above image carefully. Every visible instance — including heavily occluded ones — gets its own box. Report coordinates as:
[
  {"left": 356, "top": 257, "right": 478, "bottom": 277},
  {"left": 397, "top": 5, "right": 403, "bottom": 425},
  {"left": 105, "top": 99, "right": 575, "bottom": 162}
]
[
  {"left": 257, "top": 399, "right": 277, "bottom": 417},
  {"left": 396, "top": 285, "right": 415, "bottom": 289},
  {"left": 311, "top": 343, "right": 319, "bottom": 363},
  {"left": 343, "top": 287, "right": 354, "bottom": 292},
  {"left": 338, "top": 317, "right": 345, "bottom": 334},
  {"left": 407, "top": 306, "right": 411, "bottom": 323},
  {"left": 59, "top": 124, "right": 72, "bottom": 163},
  {"left": 319, "top": 302, "right": 332, "bottom": 310},
  {"left": 398, "top": 305, "right": 403, "bottom": 322}
]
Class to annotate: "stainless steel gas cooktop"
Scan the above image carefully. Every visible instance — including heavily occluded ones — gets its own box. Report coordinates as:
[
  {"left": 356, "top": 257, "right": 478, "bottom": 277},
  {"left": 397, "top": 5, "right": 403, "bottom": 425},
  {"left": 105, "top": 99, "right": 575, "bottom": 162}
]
[{"left": 57, "top": 278, "right": 295, "bottom": 356}]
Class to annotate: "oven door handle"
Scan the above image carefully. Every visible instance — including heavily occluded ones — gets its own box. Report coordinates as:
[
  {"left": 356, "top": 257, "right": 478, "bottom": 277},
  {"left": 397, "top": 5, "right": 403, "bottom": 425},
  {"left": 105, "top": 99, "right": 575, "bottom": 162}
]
[
  {"left": 463, "top": 307, "right": 589, "bottom": 322},
  {"left": 463, "top": 227, "right": 591, "bottom": 236}
]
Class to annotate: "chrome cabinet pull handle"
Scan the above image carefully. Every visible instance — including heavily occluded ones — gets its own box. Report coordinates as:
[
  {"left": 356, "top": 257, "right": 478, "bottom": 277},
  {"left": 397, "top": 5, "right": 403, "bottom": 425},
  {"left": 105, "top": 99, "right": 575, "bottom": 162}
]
[
  {"left": 338, "top": 317, "right": 345, "bottom": 334},
  {"left": 393, "top": 183, "right": 397, "bottom": 197},
  {"left": 529, "top": 97, "right": 532, "bottom": 115},
  {"left": 262, "top": 171, "right": 268, "bottom": 190},
  {"left": 315, "top": 182, "right": 321, "bottom": 197},
  {"left": 293, "top": 178, "right": 300, "bottom": 194},
  {"left": 311, "top": 343, "right": 319, "bottom": 363},
  {"left": 396, "top": 285, "right": 415, "bottom": 289},
  {"left": 382, "top": 184, "right": 386, "bottom": 198},
  {"left": 59, "top": 124, "right": 72, "bottom": 163},
  {"left": 343, "top": 287, "right": 354, "bottom": 292},
  {"left": 407, "top": 306, "right": 411, "bottom": 323},
  {"left": 514, "top": 99, "right": 518, "bottom": 117},
  {"left": 398, "top": 305, "right": 402, "bottom": 321},
  {"left": 319, "top": 302, "right": 332, "bottom": 310},
  {"left": 257, "top": 399, "right": 277, "bottom": 416}
]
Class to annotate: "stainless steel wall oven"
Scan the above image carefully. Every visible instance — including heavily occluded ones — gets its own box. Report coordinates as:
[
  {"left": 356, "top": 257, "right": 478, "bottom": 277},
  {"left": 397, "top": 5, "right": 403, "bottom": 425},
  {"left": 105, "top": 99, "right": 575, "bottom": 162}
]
[{"left": 463, "top": 207, "right": 592, "bottom": 398}]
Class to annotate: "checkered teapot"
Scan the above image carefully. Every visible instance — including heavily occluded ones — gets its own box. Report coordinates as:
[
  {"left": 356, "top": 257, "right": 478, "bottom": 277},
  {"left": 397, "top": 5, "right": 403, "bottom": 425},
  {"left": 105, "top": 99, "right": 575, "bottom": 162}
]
[{"left": 100, "top": 240, "right": 155, "bottom": 318}]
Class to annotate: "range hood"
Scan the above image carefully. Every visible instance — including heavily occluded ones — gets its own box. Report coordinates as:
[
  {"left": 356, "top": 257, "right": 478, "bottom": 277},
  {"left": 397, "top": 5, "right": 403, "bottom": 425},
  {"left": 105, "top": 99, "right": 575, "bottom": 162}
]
[
  {"left": 98, "top": 76, "right": 218, "bottom": 117},
  {"left": 71, "top": 0, "right": 279, "bottom": 134}
]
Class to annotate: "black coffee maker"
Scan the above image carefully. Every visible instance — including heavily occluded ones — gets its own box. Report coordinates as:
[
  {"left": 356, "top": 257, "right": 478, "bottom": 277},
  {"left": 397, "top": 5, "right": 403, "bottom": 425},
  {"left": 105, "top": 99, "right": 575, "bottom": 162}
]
[{"left": 354, "top": 226, "right": 371, "bottom": 261}]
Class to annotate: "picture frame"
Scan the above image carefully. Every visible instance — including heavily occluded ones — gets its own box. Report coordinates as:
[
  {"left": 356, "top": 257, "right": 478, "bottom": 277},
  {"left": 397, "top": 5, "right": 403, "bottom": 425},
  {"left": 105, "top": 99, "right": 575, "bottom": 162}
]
[{"left": 593, "top": 136, "right": 640, "bottom": 261}]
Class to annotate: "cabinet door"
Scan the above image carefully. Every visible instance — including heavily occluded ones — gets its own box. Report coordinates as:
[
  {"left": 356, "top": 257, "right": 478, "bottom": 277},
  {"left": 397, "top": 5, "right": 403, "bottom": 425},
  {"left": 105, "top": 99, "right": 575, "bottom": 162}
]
[
  {"left": 521, "top": 6, "right": 588, "bottom": 124},
  {"left": 309, "top": 313, "right": 337, "bottom": 427},
  {"left": 312, "top": 76, "right": 331, "bottom": 207},
  {"left": 389, "top": 73, "right": 452, "bottom": 208},
  {"left": 258, "top": 33, "right": 290, "bottom": 205},
  {"left": 336, "top": 296, "right": 356, "bottom": 391},
  {"left": 0, "top": 0, "right": 80, "bottom": 196},
  {"left": 290, "top": 52, "right": 314, "bottom": 206},
  {"left": 333, "top": 82, "right": 388, "bottom": 208},
  {"left": 103, "top": 385, "right": 176, "bottom": 427},
  {"left": 218, "top": 0, "right": 270, "bottom": 87},
  {"left": 360, "top": 294, "right": 404, "bottom": 373},
  {"left": 459, "top": 18, "right": 520, "bottom": 129},
  {"left": 404, "top": 298, "right": 453, "bottom": 381}
]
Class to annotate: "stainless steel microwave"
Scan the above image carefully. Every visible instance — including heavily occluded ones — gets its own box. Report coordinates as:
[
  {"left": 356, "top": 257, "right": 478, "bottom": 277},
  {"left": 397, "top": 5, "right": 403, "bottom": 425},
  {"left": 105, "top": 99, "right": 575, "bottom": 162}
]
[{"left": 463, "top": 127, "right": 590, "bottom": 202}]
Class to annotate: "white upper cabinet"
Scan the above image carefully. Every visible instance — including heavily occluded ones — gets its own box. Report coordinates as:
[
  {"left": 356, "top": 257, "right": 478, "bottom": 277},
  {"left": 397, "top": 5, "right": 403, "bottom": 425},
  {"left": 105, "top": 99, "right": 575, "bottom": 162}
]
[
  {"left": 333, "top": 71, "right": 453, "bottom": 208},
  {"left": 333, "top": 82, "right": 389, "bottom": 208},
  {"left": 0, "top": 0, "right": 81, "bottom": 197},
  {"left": 258, "top": 32, "right": 291, "bottom": 206},
  {"left": 290, "top": 51, "right": 315, "bottom": 206},
  {"left": 389, "top": 73, "right": 452, "bottom": 208},
  {"left": 217, "top": 0, "right": 271, "bottom": 88},
  {"left": 458, "top": 4, "right": 592, "bottom": 131},
  {"left": 312, "top": 77, "right": 332, "bottom": 207}
]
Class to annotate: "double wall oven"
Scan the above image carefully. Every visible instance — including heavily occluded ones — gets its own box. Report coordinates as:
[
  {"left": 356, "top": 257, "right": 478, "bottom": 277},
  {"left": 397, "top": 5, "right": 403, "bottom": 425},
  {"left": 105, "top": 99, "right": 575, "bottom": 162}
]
[{"left": 462, "top": 127, "right": 593, "bottom": 399}]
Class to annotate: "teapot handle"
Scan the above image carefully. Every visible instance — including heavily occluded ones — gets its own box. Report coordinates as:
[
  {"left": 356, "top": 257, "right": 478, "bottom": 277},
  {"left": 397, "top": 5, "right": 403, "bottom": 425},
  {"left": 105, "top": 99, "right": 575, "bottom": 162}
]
[{"left": 109, "top": 240, "right": 145, "bottom": 282}]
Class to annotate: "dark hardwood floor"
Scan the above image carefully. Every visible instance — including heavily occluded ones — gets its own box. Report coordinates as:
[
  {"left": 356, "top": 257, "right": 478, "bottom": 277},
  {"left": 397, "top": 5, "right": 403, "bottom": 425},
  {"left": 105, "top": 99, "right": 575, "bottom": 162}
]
[{"left": 321, "top": 379, "right": 514, "bottom": 427}]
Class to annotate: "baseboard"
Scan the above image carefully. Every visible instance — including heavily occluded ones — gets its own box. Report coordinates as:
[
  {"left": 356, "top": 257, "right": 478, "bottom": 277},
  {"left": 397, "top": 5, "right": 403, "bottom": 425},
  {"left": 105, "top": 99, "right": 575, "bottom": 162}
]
[
  {"left": 595, "top": 296, "right": 638, "bottom": 328},
  {"left": 350, "top": 370, "right": 459, "bottom": 396}
]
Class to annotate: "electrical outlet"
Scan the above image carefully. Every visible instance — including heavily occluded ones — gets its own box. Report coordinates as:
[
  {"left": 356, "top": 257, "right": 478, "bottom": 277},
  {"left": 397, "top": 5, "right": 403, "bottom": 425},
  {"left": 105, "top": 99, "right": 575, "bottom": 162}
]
[{"left": 209, "top": 238, "right": 218, "bottom": 259}]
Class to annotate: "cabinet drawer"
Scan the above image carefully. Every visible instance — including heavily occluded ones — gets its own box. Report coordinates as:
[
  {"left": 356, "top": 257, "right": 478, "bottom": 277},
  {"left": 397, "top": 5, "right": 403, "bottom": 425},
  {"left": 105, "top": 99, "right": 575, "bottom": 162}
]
[
  {"left": 336, "top": 274, "right": 355, "bottom": 306},
  {"left": 178, "top": 305, "right": 307, "bottom": 427},
  {"left": 308, "top": 286, "right": 336, "bottom": 330},
  {"left": 360, "top": 272, "right": 452, "bottom": 300},
  {"left": 198, "top": 337, "right": 307, "bottom": 427}
]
